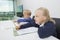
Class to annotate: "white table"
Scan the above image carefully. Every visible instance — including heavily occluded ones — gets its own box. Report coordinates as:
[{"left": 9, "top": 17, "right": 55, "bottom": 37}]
[{"left": 0, "top": 20, "right": 59, "bottom": 40}]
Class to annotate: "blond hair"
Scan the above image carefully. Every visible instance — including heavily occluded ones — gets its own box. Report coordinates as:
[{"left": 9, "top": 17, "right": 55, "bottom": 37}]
[
  {"left": 36, "top": 7, "right": 56, "bottom": 24},
  {"left": 23, "top": 10, "right": 31, "bottom": 16}
]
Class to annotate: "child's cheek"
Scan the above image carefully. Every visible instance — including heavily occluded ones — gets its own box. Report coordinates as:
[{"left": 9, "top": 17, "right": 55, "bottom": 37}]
[{"left": 35, "top": 20, "right": 40, "bottom": 25}]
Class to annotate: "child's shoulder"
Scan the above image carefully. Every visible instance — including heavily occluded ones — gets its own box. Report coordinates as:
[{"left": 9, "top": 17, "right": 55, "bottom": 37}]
[
  {"left": 46, "top": 21, "right": 54, "bottom": 24},
  {"left": 45, "top": 21, "right": 55, "bottom": 26}
]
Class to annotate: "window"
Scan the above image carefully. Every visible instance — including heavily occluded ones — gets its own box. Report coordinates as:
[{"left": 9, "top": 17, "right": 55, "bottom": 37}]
[{"left": 0, "top": 0, "right": 14, "bottom": 20}]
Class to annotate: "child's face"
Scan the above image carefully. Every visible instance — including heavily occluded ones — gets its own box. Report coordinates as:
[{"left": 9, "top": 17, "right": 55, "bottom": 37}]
[{"left": 34, "top": 10, "right": 46, "bottom": 25}]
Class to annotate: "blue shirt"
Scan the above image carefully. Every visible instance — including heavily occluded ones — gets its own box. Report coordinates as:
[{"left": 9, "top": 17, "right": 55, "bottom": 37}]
[{"left": 17, "top": 17, "right": 32, "bottom": 23}]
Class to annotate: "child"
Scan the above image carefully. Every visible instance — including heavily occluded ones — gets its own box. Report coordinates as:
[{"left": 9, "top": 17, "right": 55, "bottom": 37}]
[
  {"left": 18, "top": 7, "right": 57, "bottom": 39},
  {"left": 34, "top": 7, "right": 56, "bottom": 38},
  {"left": 17, "top": 10, "right": 32, "bottom": 23},
  {"left": 14, "top": 10, "right": 33, "bottom": 30}
]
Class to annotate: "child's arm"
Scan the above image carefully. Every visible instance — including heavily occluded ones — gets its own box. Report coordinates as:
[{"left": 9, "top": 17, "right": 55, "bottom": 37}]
[
  {"left": 19, "top": 22, "right": 39, "bottom": 29},
  {"left": 38, "top": 22, "right": 56, "bottom": 38}
]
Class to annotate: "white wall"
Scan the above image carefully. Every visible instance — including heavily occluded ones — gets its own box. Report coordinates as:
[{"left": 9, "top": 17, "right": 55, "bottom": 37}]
[{"left": 23, "top": 0, "right": 60, "bottom": 18}]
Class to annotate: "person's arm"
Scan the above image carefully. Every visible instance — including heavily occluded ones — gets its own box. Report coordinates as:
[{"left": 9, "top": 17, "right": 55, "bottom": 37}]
[
  {"left": 15, "top": 18, "right": 39, "bottom": 30},
  {"left": 38, "top": 22, "right": 56, "bottom": 38},
  {"left": 19, "top": 21, "right": 39, "bottom": 29}
]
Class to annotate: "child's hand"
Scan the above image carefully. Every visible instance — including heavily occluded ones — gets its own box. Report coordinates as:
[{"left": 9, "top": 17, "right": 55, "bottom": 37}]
[
  {"left": 15, "top": 26, "right": 20, "bottom": 30},
  {"left": 13, "top": 21, "right": 19, "bottom": 30},
  {"left": 15, "top": 22, "right": 28, "bottom": 30}
]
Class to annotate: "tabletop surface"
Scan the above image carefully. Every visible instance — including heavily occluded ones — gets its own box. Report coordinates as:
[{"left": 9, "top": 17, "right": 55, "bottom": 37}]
[{"left": 0, "top": 20, "right": 59, "bottom": 40}]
